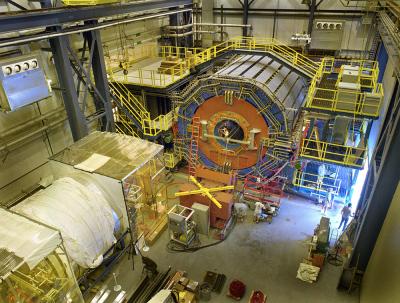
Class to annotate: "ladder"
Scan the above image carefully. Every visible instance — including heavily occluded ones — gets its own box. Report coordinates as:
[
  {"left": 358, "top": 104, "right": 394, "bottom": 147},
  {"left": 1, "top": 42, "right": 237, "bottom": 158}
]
[
  {"left": 368, "top": 31, "right": 381, "bottom": 61},
  {"left": 188, "top": 117, "right": 200, "bottom": 177}
]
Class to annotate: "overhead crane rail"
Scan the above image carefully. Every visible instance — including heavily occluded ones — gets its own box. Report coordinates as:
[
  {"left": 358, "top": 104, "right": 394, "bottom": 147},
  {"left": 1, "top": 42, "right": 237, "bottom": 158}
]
[{"left": 107, "top": 36, "right": 320, "bottom": 88}]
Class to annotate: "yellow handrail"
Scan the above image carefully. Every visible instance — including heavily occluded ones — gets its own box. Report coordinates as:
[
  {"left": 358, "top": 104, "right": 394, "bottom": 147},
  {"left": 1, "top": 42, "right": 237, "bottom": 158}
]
[
  {"left": 110, "top": 81, "right": 174, "bottom": 136},
  {"left": 292, "top": 169, "right": 341, "bottom": 194},
  {"left": 115, "top": 114, "right": 139, "bottom": 137},
  {"left": 107, "top": 36, "right": 320, "bottom": 88},
  {"left": 305, "top": 56, "right": 383, "bottom": 117},
  {"left": 300, "top": 138, "right": 367, "bottom": 168}
]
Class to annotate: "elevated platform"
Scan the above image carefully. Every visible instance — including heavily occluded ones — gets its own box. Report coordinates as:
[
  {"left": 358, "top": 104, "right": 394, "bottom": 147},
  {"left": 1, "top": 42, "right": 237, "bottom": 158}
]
[
  {"left": 107, "top": 37, "right": 320, "bottom": 89},
  {"left": 299, "top": 138, "right": 367, "bottom": 169},
  {"left": 305, "top": 58, "right": 384, "bottom": 118},
  {"left": 109, "top": 57, "right": 190, "bottom": 88}
]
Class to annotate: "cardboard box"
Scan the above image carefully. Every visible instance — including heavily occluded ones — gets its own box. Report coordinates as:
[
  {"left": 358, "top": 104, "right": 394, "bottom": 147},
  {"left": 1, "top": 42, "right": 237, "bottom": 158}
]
[{"left": 312, "top": 253, "right": 325, "bottom": 268}]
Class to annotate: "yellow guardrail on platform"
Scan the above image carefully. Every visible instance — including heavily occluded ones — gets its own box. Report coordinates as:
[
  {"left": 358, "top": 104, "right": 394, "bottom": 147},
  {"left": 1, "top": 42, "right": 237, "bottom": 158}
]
[
  {"left": 292, "top": 170, "right": 341, "bottom": 194},
  {"left": 306, "top": 57, "right": 383, "bottom": 117},
  {"left": 63, "top": 0, "right": 119, "bottom": 5},
  {"left": 110, "top": 81, "right": 173, "bottom": 137},
  {"left": 164, "top": 149, "right": 184, "bottom": 168},
  {"left": 160, "top": 46, "right": 204, "bottom": 59},
  {"left": 107, "top": 36, "right": 320, "bottom": 88},
  {"left": 115, "top": 114, "right": 139, "bottom": 138},
  {"left": 143, "top": 111, "right": 174, "bottom": 137},
  {"left": 306, "top": 83, "right": 383, "bottom": 117},
  {"left": 299, "top": 138, "right": 367, "bottom": 168},
  {"left": 105, "top": 44, "right": 158, "bottom": 72}
]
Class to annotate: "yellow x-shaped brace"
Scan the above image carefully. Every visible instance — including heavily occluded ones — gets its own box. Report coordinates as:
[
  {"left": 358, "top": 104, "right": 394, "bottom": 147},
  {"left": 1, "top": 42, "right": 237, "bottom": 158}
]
[{"left": 175, "top": 176, "right": 234, "bottom": 209}]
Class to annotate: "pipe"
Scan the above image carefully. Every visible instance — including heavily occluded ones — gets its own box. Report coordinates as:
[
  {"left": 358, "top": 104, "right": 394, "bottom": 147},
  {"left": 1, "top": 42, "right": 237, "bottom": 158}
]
[
  {"left": 194, "top": 22, "right": 252, "bottom": 28},
  {"left": 0, "top": 117, "right": 67, "bottom": 153},
  {"left": 204, "top": 133, "right": 250, "bottom": 145},
  {"left": 0, "top": 8, "right": 192, "bottom": 48},
  {"left": 164, "top": 30, "right": 218, "bottom": 37},
  {"left": 165, "top": 24, "right": 193, "bottom": 30},
  {"left": 0, "top": 107, "right": 65, "bottom": 139}
]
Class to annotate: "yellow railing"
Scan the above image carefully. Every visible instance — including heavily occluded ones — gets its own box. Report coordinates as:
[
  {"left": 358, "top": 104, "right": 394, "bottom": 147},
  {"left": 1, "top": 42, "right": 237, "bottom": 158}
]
[
  {"left": 109, "top": 81, "right": 149, "bottom": 123},
  {"left": 106, "top": 43, "right": 158, "bottom": 72},
  {"left": 350, "top": 59, "right": 379, "bottom": 90},
  {"left": 299, "top": 138, "right": 367, "bottom": 168},
  {"left": 292, "top": 170, "right": 341, "bottom": 194},
  {"left": 107, "top": 36, "right": 320, "bottom": 88},
  {"left": 110, "top": 81, "right": 174, "bottom": 136},
  {"left": 306, "top": 83, "right": 383, "bottom": 117},
  {"left": 143, "top": 111, "right": 174, "bottom": 137},
  {"left": 306, "top": 57, "right": 383, "bottom": 117},
  {"left": 115, "top": 114, "right": 139, "bottom": 138},
  {"left": 63, "top": 0, "right": 118, "bottom": 5},
  {"left": 164, "top": 152, "right": 175, "bottom": 168},
  {"left": 232, "top": 37, "right": 320, "bottom": 76},
  {"left": 336, "top": 59, "right": 379, "bottom": 90},
  {"left": 160, "top": 46, "right": 204, "bottom": 59}
]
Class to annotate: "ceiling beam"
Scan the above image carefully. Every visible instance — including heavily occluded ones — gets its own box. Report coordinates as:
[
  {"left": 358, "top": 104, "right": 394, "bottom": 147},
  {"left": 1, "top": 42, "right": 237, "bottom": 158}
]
[{"left": 0, "top": 0, "right": 192, "bottom": 34}]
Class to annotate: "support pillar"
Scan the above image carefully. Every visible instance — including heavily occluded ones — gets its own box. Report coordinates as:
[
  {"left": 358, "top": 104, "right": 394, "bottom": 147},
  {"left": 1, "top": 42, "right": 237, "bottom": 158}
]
[
  {"left": 305, "top": 0, "right": 316, "bottom": 53},
  {"left": 201, "top": 0, "right": 214, "bottom": 47},
  {"left": 243, "top": 0, "right": 249, "bottom": 37},
  {"left": 84, "top": 23, "right": 115, "bottom": 132},
  {"left": 50, "top": 33, "right": 88, "bottom": 141}
]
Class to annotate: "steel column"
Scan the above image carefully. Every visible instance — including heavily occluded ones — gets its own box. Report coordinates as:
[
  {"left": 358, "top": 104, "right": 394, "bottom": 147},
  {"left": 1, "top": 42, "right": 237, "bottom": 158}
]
[
  {"left": 351, "top": 86, "right": 400, "bottom": 270},
  {"left": 49, "top": 33, "right": 88, "bottom": 141},
  {"left": 84, "top": 23, "right": 115, "bottom": 132},
  {"left": 243, "top": 0, "right": 249, "bottom": 37},
  {"left": 306, "top": 0, "right": 316, "bottom": 53}
]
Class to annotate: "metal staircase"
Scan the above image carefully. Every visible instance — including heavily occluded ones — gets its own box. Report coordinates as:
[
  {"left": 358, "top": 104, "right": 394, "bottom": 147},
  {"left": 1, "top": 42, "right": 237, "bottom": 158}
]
[{"left": 109, "top": 81, "right": 173, "bottom": 137}]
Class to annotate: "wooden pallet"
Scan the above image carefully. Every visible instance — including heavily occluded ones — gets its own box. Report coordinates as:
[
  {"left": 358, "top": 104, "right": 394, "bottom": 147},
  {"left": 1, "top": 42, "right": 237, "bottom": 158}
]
[{"left": 144, "top": 215, "right": 168, "bottom": 245}]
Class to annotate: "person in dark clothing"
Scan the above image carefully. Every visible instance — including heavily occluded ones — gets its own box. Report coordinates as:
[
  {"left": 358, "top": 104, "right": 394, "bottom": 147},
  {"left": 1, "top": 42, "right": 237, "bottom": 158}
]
[{"left": 338, "top": 203, "right": 352, "bottom": 231}]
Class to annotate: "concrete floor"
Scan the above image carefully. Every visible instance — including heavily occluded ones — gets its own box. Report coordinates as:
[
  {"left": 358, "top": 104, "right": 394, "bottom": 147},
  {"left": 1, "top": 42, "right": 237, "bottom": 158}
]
[{"left": 99, "top": 194, "right": 359, "bottom": 303}]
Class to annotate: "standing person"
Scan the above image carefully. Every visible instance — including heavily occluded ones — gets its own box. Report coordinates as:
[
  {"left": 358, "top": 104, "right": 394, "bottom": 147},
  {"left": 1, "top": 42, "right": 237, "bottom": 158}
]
[
  {"left": 327, "top": 188, "right": 335, "bottom": 209},
  {"left": 338, "top": 203, "right": 352, "bottom": 230},
  {"left": 321, "top": 196, "right": 328, "bottom": 215},
  {"left": 254, "top": 201, "right": 265, "bottom": 223}
]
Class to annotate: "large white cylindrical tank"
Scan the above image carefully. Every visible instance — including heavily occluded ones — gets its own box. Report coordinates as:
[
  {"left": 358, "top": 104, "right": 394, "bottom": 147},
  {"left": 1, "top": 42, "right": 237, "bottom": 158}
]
[{"left": 12, "top": 175, "right": 118, "bottom": 269}]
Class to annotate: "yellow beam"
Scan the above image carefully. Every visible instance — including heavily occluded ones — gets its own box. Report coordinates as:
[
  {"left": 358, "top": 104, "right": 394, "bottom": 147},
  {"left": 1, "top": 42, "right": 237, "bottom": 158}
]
[
  {"left": 208, "top": 185, "right": 234, "bottom": 192},
  {"left": 174, "top": 176, "right": 234, "bottom": 209},
  {"left": 174, "top": 186, "right": 233, "bottom": 197},
  {"left": 175, "top": 189, "right": 209, "bottom": 196}
]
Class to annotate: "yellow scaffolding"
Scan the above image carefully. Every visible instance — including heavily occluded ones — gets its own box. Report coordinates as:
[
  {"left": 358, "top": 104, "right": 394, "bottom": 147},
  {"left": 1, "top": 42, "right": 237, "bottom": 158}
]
[
  {"left": 110, "top": 81, "right": 173, "bottom": 137},
  {"left": 292, "top": 169, "right": 341, "bottom": 195},
  {"left": 107, "top": 36, "right": 320, "bottom": 88},
  {"left": 306, "top": 58, "right": 383, "bottom": 117},
  {"left": 114, "top": 110, "right": 140, "bottom": 138},
  {"left": 299, "top": 138, "right": 367, "bottom": 168},
  {"left": 63, "top": 0, "right": 119, "bottom": 5}
]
